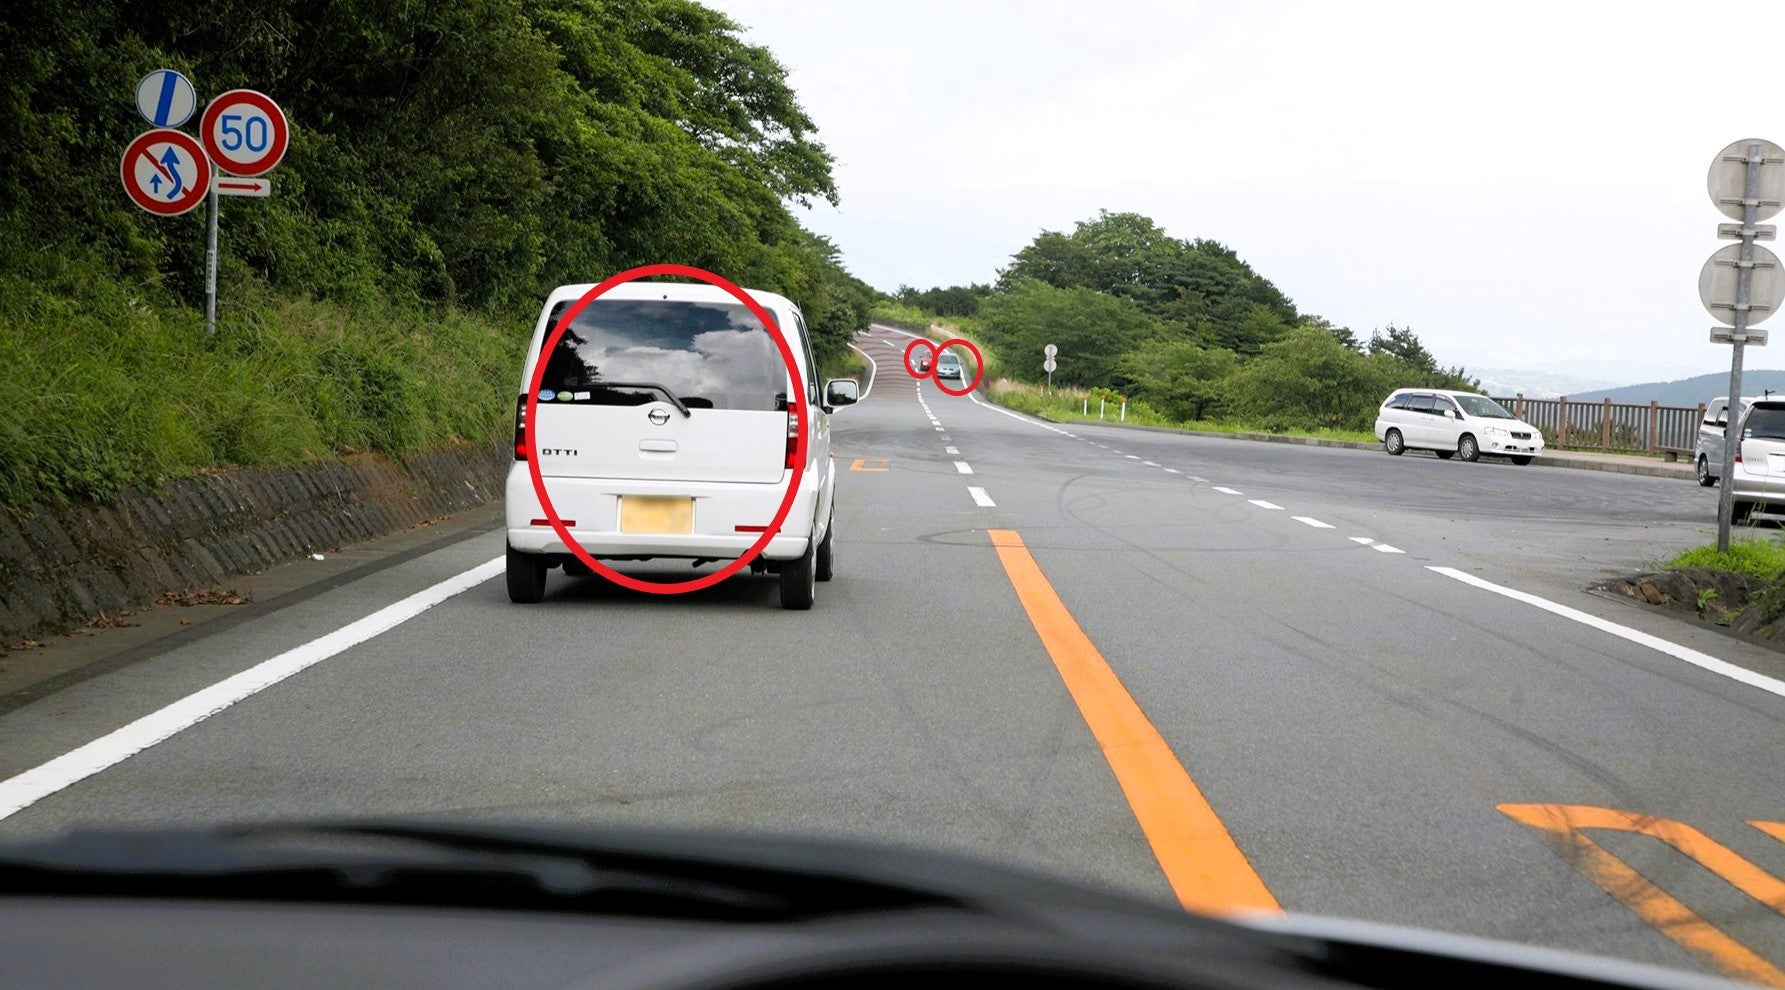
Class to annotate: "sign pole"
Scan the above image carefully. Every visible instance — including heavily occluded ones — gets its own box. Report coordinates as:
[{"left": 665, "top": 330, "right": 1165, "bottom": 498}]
[
  {"left": 203, "top": 182, "right": 219, "bottom": 335},
  {"left": 1717, "top": 143, "right": 1763, "bottom": 552}
]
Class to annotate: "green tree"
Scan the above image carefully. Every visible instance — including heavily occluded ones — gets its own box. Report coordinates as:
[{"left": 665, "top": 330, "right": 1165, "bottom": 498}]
[
  {"left": 978, "top": 280, "right": 1161, "bottom": 388},
  {"left": 995, "top": 210, "right": 1296, "bottom": 355},
  {"left": 1225, "top": 326, "right": 1387, "bottom": 431},
  {"left": 1116, "top": 340, "right": 1238, "bottom": 421}
]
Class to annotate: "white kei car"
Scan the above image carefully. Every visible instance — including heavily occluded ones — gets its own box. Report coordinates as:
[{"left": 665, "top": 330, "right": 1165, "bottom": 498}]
[{"left": 504, "top": 281, "right": 858, "bottom": 609}]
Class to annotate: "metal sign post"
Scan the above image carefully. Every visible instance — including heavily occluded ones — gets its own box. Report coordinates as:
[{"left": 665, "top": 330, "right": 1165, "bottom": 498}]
[
  {"left": 1703, "top": 138, "right": 1785, "bottom": 552},
  {"left": 204, "top": 182, "right": 219, "bottom": 335},
  {"left": 1044, "top": 343, "right": 1057, "bottom": 393}
]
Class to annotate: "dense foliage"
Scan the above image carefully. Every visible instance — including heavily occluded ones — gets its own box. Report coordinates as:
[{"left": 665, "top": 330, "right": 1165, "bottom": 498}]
[
  {"left": 903, "top": 210, "right": 1477, "bottom": 433},
  {"left": 0, "top": 0, "right": 874, "bottom": 504}
]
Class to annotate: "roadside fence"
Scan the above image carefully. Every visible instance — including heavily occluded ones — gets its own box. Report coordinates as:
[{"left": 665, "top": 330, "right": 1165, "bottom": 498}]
[{"left": 1495, "top": 395, "right": 1704, "bottom": 459}]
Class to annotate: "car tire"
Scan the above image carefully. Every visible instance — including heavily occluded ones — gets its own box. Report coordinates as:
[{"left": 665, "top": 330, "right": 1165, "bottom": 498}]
[
  {"left": 1384, "top": 429, "right": 1405, "bottom": 456},
  {"left": 1733, "top": 500, "right": 1757, "bottom": 524},
  {"left": 1698, "top": 456, "right": 1716, "bottom": 487},
  {"left": 1458, "top": 435, "right": 1480, "bottom": 462},
  {"left": 1435, "top": 450, "right": 1454, "bottom": 460},
  {"left": 815, "top": 512, "right": 835, "bottom": 582},
  {"left": 1510, "top": 455, "right": 1534, "bottom": 466},
  {"left": 780, "top": 543, "right": 817, "bottom": 610},
  {"left": 506, "top": 545, "right": 547, "bottom": 604}
]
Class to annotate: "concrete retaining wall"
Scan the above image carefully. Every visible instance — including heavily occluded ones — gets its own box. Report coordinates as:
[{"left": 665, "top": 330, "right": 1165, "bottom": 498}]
[{"left": 0, "top": 443, "right": 509, "bottom": 643}]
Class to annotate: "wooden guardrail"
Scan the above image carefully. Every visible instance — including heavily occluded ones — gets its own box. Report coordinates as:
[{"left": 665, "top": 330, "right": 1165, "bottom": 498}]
[{"left": 1494, "top": 395, "right": 1706, "bottom": 460}]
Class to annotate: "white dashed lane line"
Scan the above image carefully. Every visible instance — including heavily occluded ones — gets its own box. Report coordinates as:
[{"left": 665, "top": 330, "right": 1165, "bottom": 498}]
[
  {"left": 945, "top": 446, "right": 959, "bottom": 454},
  {"left": 863, "top": 331, "right": 1430, "bottom": 568}
]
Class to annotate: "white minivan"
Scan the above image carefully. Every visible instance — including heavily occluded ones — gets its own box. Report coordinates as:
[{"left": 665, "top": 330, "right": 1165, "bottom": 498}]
[
  {"left": 504, "top": 281, "right": 858, "bottom": 609},
  {"left": 1374, "top": 388, "right": 1544, "bottom": 464}
]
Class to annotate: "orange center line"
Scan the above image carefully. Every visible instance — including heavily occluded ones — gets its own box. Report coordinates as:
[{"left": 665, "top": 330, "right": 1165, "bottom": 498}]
[{"left": 986, "top": 528, "right": 1279, "bottom": 916}]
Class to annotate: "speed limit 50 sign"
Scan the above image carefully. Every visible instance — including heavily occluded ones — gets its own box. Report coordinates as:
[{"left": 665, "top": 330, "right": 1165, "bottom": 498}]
[{"left": 199, "top": 89, "right": 288, "bottom": 177}]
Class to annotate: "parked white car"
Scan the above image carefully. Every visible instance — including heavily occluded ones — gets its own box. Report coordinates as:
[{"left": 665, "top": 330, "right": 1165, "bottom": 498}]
[
  {"left": 504, "top": 281, "right": 858, "bottom": 609},
  {"left": 1728, "top": 398, "right": 1785, "bottom": 520},
  {"left": 1694, "top": 395, "right": 1757, "bottom": 488},
  {"left": 1374, "top": 389, "right": 1544, "bottom": 464}
]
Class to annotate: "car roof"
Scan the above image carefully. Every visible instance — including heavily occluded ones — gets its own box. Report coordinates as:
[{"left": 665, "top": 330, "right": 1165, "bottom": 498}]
[
  {"left": 542, "top": 280, "right": 797, "bottom": 313},
  {"left": 1387, "top": 388, "right": 1489, "bottom": 398}
]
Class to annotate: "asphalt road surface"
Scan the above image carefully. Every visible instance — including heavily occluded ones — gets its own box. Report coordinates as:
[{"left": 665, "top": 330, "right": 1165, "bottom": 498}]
[{"left": 2, "top": 324, "right": 1783, "bottom": 985}]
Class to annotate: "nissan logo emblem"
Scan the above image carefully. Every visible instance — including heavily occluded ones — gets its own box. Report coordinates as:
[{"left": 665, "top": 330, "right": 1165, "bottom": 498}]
[{"left": 647, "top": 408, "right": 671, "bottom": 426}]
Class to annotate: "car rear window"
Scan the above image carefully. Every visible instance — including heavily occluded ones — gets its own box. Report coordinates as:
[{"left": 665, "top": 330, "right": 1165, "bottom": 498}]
[
  {"left": 536, "top": 299, "right": 785, "bottom": 411},
  {"left": 1745, "top": 404, "right": 1785, "bottom": 439}
]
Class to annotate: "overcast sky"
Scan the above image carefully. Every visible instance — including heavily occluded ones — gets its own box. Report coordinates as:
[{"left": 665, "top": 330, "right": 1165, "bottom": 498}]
[{"left": 712, "top": 0, "right": 1785, "bottom": 379}]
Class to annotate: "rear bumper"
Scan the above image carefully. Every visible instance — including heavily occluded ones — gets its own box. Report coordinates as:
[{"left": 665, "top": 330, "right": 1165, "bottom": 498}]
[
  {"left": 1732, "top": 462, "right": 1785, "bottom": 504},
  {"left": 504, "top": 464, "right": 817, "bottom": 561}
]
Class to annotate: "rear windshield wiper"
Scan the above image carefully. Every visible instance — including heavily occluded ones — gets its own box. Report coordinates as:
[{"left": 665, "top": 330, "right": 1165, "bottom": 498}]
[{"left": 605, "top": 382, "right": 691, "bottom": 418}]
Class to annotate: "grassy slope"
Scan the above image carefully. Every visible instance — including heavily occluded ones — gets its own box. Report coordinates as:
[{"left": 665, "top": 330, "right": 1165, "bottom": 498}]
[{"left": 0, "top": 259, "right": 524, "bottom": 507}]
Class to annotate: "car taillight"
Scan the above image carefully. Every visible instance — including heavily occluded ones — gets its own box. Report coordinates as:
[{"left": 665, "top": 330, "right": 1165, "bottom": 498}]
[
  {"left": 514, "top": 395, "right": 528, "bottom": 460},
  {"left": 785, "top": 410, "right": 800, "bottom": 469}
]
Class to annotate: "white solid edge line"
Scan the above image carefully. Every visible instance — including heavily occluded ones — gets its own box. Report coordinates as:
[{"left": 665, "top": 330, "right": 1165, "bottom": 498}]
[
  {"left": 1372, "top": 544, "right": 1405, "bottom": 554},
  {"left": 968, "top": 486, "right": 996, "bottom": 507},
  {"left": 1247, "top": 500, "right": 1284, "bottom": 510},
  {"left": 1429, "top": 566, "right": 1785, "bottom": 699},
  {"left": 955, "top": 460, "right": 974, "bottom": 474},
  {"left": 846, "top": 341, "right": 878, "bottom": 401},
  {"left": 0, "top": 556, "right": 507, "bottom": 821},
  {"left": 1213, "top": 487, "right": 1244, "bottom": 495},
  {"left": 1293, "top": 516, "right": 1335, "bottom": 529}
]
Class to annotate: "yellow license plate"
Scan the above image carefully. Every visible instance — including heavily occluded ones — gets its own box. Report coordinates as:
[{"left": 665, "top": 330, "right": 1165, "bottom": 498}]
[{"left": 619, "top": 496, "right": 693, "bottom": 535}]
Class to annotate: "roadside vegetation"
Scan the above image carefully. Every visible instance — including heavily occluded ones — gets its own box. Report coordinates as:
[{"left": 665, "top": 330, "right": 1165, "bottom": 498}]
[
  {"left": 880, "top": 211, "right": 1476, "bottom": 443},
  {"left": 1666, "top": 539, "right": 1785, "bottom": 581},
  {"left": 1604, "top": 535, "right": 1785, "bottom": 638},
  {"left": 0, "top": 0, "right": 874, "bottom": 506}
]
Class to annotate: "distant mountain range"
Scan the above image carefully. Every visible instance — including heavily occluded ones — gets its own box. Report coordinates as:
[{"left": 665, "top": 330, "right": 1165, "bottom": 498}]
[
  {"left": 1472, "top": 359, "right": 1690, "bottom": 399},
  {"left": 1477, "top": 368, "right": 1785, "bottom": 406},
  {"left": 1558, "top": 370, "right": 1785, "bottom": 407}
]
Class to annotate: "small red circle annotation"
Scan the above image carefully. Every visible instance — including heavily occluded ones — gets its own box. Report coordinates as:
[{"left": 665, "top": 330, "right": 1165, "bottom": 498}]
[{"left": 901, "top": 336, "right": 985, "bottom": 395}]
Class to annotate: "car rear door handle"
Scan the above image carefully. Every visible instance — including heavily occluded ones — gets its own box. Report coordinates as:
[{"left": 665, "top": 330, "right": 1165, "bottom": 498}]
[{"left": 639, "top": 440, "right": 677, "bottom": 452}]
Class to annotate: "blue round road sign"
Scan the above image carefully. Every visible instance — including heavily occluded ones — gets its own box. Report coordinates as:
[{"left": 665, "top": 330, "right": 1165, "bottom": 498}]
[{"left": 135, "top": 69, "right": 197, "bottom": 128}]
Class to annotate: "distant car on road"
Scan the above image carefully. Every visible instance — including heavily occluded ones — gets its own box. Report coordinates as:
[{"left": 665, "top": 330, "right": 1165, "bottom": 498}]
[
  {"left": 936, "top": 351, "right": 964, "bottom": 381},
  {"left": 1374, "top": 388, "right": 1544, "bottom": 464},
  {"left": 1728, "top": 398, "right": 1785, "bottom": 520},
  {"left": 1695, "top": 395, "right": 1757, "bottom": 487}
]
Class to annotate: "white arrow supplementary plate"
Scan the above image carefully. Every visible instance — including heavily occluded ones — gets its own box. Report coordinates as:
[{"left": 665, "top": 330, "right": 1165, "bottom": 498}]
[
  {"left": 135, "top": 69, "right": 196, "bottom": 128},
  {"left": 214, "top": 176, "right": 272, "bottom": 197}
]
